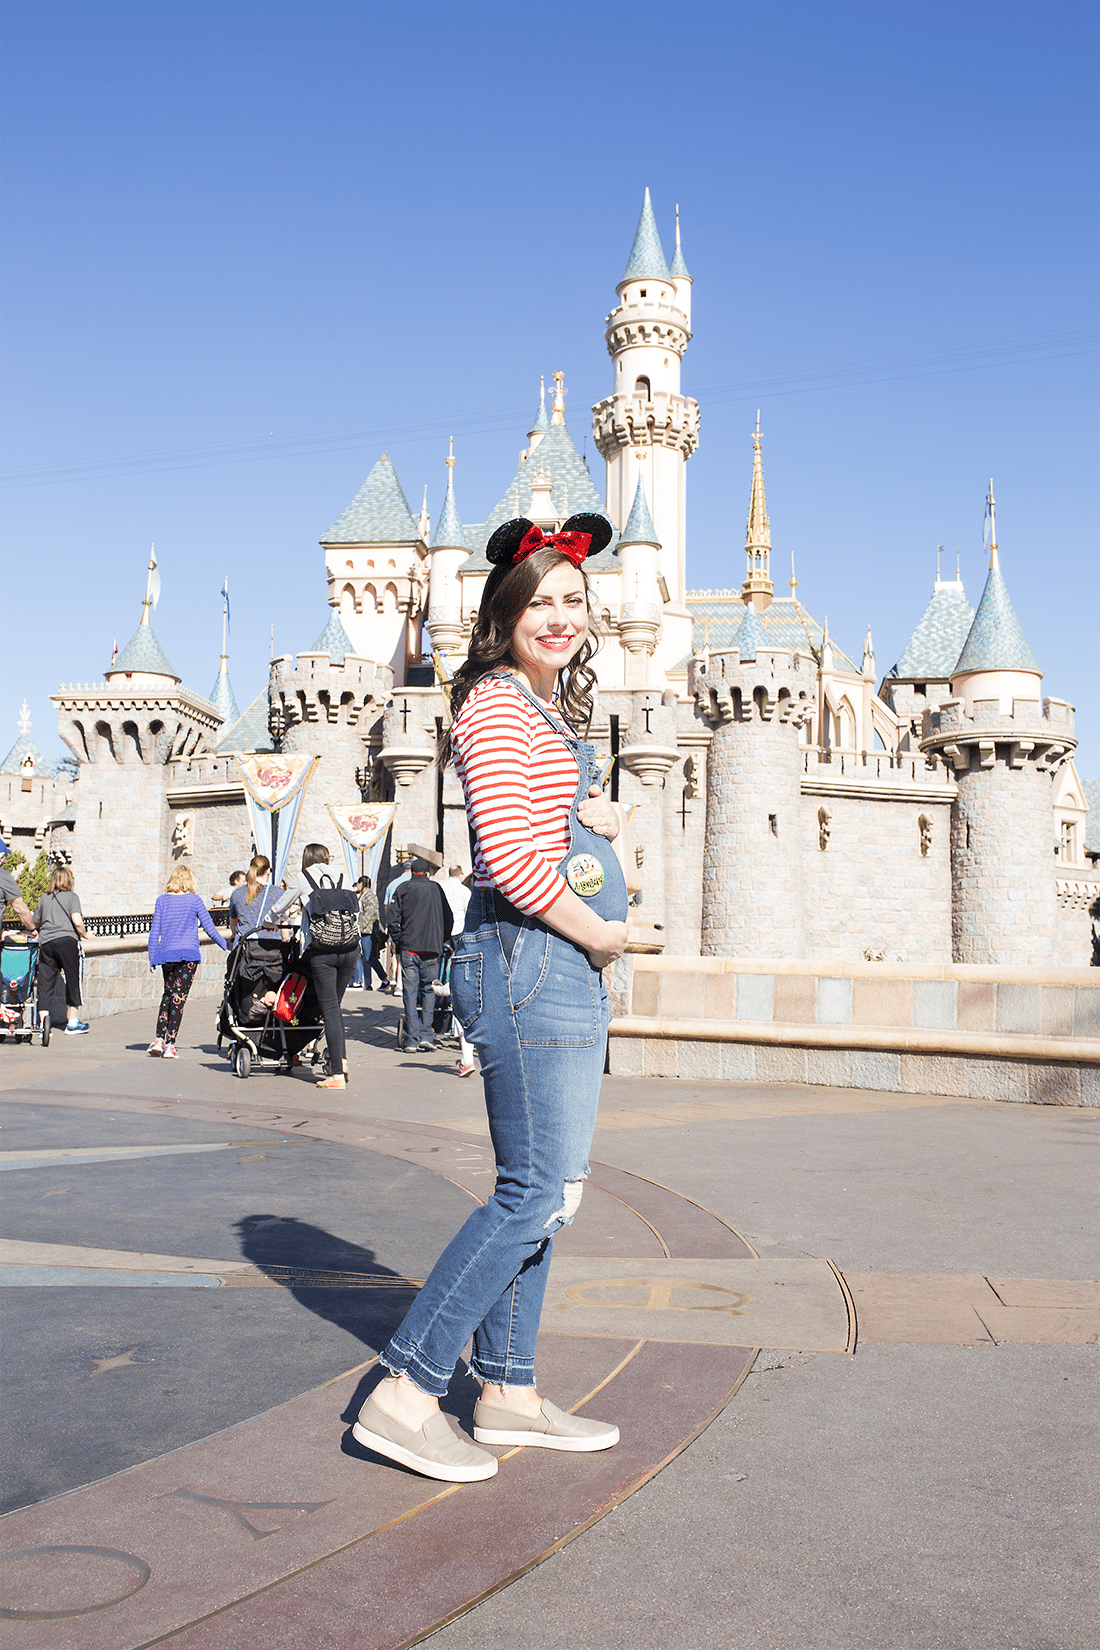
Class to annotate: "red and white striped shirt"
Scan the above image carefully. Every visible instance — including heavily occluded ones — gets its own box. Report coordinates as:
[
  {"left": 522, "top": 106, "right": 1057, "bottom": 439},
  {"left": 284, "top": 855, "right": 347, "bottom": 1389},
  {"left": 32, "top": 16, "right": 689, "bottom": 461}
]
[{"left": 451, "top": 675, "right": 579, "bottom": 917}]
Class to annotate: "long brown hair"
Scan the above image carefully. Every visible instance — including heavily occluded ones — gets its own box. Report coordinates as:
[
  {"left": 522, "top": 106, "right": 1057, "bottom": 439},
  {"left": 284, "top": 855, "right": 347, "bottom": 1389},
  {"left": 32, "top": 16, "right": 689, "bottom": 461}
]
[
  {"left": 244, "top": 854, "right": 270, "bottom": 906},
  {"left": 441, "top": 548, "right": 599, "bottom": 764}
]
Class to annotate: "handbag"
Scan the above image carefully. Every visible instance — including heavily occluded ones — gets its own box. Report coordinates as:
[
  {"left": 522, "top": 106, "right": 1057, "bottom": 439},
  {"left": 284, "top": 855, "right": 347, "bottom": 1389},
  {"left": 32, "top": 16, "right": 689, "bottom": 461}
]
[
  {"left": 273, "top": 972, "right": 307, "bottom": 1022},
  {"left": 301, "top": 869, "right": 359, "bottom": 952}
]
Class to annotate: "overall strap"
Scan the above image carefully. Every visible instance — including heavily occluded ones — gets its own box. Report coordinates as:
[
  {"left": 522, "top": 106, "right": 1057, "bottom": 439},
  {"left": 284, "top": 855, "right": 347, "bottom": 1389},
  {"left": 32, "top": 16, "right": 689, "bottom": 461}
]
[{"left": 483, "top": 671, "right": 577, "bottom": 742}]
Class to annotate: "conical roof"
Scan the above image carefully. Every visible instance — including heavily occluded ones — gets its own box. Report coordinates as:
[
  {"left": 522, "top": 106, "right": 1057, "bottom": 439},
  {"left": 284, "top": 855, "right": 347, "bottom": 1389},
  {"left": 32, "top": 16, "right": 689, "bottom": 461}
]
[
  {"left": 889, "top": 580, "right": 975, "bottom": 681},
  {"left": 107, "top": 618, "right": 178, "bottom": 681},
  {"left": 208, "top": 664, "right": 240, "bottom": 725},
  {"left": 736, "top": 603, "right": 768, "bottom": 662},
  {"left": 0, "top": 732, "right": 54, "bottom": 777},
  {"left": 619, "top": 478, "right": 660, "bottom": 547},
  {"left": 215, "top": 690, "right": 270, "bottom": 753},
  {"left": 953, "top": 556, "right": 1039, "bottom": 676},
  {"left": 431, "top": 470, "right": 466, "bottom": 549},
  {"left": 322, "top": 452, "right": 422, "bottom": 544},
  {"left": 463, "top": 421, "right": 619, "bottom": 570},
  {"left": 309, "top": 611, "right": 355, "bottom": 665},
  {"left": 622, "top": 187, "right": 670, "bottom": 283},
  {"left": 528, "top": 384, "right": 549, "bottom": 437}
]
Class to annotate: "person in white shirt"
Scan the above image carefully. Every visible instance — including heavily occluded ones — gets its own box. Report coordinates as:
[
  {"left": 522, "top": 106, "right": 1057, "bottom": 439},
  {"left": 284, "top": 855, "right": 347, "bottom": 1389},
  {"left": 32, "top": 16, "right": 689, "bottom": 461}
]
[{"left": 441, "top": 866, "right": 474, "bottom": 1075}]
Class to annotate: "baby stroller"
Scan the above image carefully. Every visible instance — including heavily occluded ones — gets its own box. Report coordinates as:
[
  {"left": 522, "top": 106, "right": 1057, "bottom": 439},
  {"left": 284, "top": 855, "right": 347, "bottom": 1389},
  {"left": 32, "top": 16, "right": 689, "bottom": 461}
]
[
  {"left": 0, "top": 935, "right": 50, "bottom": 1047},
  {"left": 216, "top": 931, "right": 324, "bottom": 1079}
]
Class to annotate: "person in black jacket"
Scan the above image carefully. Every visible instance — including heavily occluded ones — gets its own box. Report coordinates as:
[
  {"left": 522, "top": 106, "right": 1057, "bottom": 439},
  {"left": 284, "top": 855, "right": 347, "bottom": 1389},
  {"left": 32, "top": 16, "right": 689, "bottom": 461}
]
[{"left": 386, "top": 859, "right": 453, "bottom": 1052}]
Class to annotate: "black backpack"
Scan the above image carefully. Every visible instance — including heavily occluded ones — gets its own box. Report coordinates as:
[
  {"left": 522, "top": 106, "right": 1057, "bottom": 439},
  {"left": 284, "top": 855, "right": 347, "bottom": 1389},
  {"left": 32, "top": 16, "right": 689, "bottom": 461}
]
[{"left": 302, "top": 869, "right": 359, "bottom": 953}]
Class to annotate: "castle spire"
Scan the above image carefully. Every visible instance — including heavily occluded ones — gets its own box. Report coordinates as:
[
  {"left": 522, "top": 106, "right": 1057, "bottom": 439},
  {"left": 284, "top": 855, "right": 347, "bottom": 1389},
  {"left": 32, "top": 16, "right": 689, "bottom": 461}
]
[
  {"left": 528, "top": 376, "right": 549, "bottom": 442},
  {"left": 740, "top": 415, "right": 774, "bottom": 612},
  {"left": 208, "top": 578, "right": 239, "bottom": 725},
  {"left": 621, "top": 186, "right": 670, "bottom": 283},
  {"left": 141, "top": 543, "right": 161, "bottom": 626},
  {"left": 669, "top": 202, "right": 691, "bottom": 279},
  {"left": 550, "top": 369, "right": 566, "bottom": 425},
  {"left": 431, "top": 439, "right": 466, "bottom": 549},
  {"left": 983, "top": 478, "right": 999, "bottom": 570}
]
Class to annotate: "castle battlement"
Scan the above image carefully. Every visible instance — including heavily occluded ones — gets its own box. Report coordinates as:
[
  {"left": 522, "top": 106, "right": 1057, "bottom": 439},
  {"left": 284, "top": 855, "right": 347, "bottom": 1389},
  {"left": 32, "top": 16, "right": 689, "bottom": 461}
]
[
  {"left": 270, "top": 651, "right": 392, "bottom": 732},
  {"left": 689, "top": 652, "right": 813, "bottom": 728},
  {"left": 921, "top": 695, "right": 1075, "bottom": 773}
]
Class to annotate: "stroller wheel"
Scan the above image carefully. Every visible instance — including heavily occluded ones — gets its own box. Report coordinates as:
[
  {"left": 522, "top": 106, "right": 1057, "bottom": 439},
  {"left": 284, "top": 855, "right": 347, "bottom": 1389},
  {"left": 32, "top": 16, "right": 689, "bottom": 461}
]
[
  {"left": 40, "top": 1013, "right": 50, "bottom": 1049},
  {"left": 234, "top": 1044, "right": 252, "bottom": 1080}
]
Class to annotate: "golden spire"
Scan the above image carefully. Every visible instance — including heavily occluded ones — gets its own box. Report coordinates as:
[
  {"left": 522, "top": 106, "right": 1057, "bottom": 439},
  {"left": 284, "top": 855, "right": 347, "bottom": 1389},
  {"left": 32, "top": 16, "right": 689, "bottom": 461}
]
[
  {"left": 985, "top": 478, "right": 999, "bottom": 570},
  {"left": 740, "top": 414, "right": 774, "bottom": 612},
  {"left": 446, "top": 435, "right": 455, "bottom": 470},
  {"left": 789, "top": 551, "right": 798, "bottom": 600},
  {"left": 18, "top": 699, "right": 30, "bottom": 736},
  {"left": 551, "top": 369, "right": 566, "bottom": 424}
]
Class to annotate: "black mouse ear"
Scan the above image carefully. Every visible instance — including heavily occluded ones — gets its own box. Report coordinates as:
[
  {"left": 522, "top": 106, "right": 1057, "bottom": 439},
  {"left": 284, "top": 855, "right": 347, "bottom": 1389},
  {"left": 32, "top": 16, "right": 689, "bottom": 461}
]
[
  {"left": 561, "top": 513, "right": 613, "bottom": 557},
  {"left": 486, "top": 518, "right": 535, "bottom": 566}
]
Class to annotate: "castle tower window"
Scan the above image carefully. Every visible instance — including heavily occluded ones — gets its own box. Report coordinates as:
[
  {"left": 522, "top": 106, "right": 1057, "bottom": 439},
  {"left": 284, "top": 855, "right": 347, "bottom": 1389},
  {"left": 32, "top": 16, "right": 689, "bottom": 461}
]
[
  {"left": 639, "top": 289, "right": 647, "bottom": 297},
  {"left": 635, "top": 376, "right": 651, "bottom": 397},
  {"left": 1060, "top": 820, "right": 1077, "bottom": 864}
]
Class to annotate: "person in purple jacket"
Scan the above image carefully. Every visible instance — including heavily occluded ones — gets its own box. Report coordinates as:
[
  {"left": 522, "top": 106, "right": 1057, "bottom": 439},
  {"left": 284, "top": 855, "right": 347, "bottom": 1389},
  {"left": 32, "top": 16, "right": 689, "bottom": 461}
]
[{"left": 147, "top": 865, "right": 227, "bottom": 1059}]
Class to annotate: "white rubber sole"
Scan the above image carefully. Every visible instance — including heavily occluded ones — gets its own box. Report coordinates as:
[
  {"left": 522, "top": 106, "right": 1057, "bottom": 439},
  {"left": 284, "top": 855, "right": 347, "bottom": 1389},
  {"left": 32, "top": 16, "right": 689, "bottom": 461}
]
[
  {"left": 472, "top": 1424, "right": 620, "bottom": 1451},
  {"left": 351, "top": 1421, "right": 498, "bottom": 1482}
]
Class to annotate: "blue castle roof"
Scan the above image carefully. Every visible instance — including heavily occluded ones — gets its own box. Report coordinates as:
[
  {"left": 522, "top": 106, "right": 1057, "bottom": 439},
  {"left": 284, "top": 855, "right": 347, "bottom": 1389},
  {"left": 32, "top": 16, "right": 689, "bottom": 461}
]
[
  {"left": 889, "top": 580, "right": 976, "bottom": 681},
  {"left": 308, "top": 611, "right": 356, "bottom": 665},
  {"left": 322, "top": 453, "right": 423, "bottom": 544},
  {"left": 108, "top": 619, "right": 177, "bottom": 680},
  {"left": 463, "top": 421, "right": 618, "bottom": 571},
  {"left": 621, "top": 187, "right": 670, "bottom": 283},
  {"left": 619, "top": 478, "right": 660, "bottom": 548},
  {"left": 953, "top": 557, "right": 1039, "bottom": 676}
]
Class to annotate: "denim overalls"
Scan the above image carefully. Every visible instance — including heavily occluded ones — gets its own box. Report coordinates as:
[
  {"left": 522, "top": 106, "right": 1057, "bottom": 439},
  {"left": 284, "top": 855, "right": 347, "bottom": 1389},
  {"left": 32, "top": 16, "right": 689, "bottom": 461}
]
[{"left": 380, "top": 676, "right": 627, "bottom": 1395}]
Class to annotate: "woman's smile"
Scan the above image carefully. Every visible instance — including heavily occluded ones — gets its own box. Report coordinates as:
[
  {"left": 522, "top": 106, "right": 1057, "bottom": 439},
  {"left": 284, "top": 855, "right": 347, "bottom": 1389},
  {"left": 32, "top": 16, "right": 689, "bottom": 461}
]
[{"left": 510, "top": 562, "right": 589, "bottom": 696}]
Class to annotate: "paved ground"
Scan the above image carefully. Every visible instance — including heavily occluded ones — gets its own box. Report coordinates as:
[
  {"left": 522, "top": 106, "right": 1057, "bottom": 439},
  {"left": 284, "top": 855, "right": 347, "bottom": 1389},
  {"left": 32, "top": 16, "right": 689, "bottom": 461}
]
[{"left": 0, "top": 991, "right": 1096, "bottom": 1648}]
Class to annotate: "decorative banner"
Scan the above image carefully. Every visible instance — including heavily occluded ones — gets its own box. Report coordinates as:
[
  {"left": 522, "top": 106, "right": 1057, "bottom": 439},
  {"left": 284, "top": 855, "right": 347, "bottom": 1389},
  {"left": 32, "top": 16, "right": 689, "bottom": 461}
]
[
  {"left": 235, "top": 754, "right": 319, "bottom": 888},
  {"left": 236, "top": 754, "right": 318, "bottom": 813},
  {"left": 327, "top": 802, "right": 398, "bottom": 890}
]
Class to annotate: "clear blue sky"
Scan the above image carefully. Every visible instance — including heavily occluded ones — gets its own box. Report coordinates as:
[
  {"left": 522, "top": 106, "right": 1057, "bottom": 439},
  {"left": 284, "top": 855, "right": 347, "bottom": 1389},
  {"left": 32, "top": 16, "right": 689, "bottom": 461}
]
[{"left": 3, "top": 0, "right": 1097, "bottom": 775}]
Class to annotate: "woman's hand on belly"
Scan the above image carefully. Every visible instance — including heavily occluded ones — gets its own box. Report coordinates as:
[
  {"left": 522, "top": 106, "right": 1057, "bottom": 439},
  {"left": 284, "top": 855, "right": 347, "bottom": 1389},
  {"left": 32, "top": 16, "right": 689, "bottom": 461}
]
[
  {"left": 582, "top": 919, "right": 629, "bottom": 970},
  {"left": 576, "top": 786, "right": 619, "bottom": 840}
]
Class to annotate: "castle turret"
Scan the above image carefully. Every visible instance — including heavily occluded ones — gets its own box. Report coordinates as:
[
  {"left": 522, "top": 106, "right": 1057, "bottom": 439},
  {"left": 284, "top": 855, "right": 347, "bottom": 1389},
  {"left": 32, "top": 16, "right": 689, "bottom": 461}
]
[
  {"left": 616, "top": 477, "right": 663, "bottom": 685},
  {"left": 52, "top": 553, "right": 225, "bottom": 913},
  {"left": 920, "top": 489, "right": 1075, "bottom": 965},
  {"left": 668, "top": 203, "right": 692, "bottom": 329},
  {"left": 208, "top": 582, "right": 240, "bottom": 727},
  {"left": 690, "top": 641, "right": 812, "bottom": 959},
  {"left": 426, "top": 441, "right": 469, "bottom": 655},
  {"left": 592, "top": 188, "right": 699, "bottom": 608}
]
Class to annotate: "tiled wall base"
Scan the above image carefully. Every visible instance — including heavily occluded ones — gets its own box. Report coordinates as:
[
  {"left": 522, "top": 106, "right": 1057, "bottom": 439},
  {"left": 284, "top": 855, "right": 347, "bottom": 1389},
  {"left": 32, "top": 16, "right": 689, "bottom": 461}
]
[{"left": 608, "top": 1029, "right": 1098, "bottom": 1107}]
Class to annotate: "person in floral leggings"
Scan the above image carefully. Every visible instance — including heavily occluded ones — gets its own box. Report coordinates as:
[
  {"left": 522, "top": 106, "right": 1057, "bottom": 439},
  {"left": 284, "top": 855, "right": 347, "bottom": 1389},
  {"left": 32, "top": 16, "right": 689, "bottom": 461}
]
[{"left": 147, "top": 866, "right": 227, "bottom": 1058}]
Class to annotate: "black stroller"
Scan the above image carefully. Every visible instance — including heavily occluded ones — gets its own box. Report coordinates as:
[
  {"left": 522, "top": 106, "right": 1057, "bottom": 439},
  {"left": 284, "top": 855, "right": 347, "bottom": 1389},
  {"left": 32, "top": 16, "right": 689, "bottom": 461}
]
[
  {"left": 0, "top": 935, "right": 50, "bottom": 1047},
  {"left": 216, "top": 931, "right": 324, "bottom": 1079}
]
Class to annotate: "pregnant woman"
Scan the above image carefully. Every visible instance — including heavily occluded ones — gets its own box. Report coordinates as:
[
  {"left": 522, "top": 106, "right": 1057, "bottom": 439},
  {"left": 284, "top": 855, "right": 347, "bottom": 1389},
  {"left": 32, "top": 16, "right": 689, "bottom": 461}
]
[{"left": 354, "top": 512, "right": 630, "bottom": 1482}]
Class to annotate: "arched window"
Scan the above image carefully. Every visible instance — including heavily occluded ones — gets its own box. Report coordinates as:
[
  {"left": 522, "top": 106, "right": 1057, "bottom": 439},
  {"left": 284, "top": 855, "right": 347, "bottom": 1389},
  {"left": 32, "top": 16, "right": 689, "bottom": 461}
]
[
  {"left": 634, "top": 376, "right": 651, "bottom": 398},
  {"left": 837, "top": 700, "right": 856, "bottom": 749}
]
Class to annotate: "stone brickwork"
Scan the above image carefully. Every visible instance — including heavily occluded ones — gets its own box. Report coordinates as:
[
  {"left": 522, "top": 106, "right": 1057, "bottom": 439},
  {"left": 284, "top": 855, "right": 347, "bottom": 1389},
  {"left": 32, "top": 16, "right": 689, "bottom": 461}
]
[
  {"left": 78, "top": 934, "right": 227, "bottom": 1021},
  {"left": 690, "top": 651, "right": 812, "bottom": 958},
  {"left": 800, "top": 783, "right": 954, "bottom": 963},
  {"left": 610, "top": 954, "right": 1100, "bottom": 1105},
  {"left": 922, "top": 696, "right": 1076, "bottom": 965}
]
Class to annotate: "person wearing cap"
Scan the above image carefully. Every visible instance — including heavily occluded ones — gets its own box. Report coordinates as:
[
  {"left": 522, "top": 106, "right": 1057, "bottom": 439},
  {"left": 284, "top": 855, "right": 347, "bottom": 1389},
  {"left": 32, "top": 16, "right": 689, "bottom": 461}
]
[{"left": 385, "top": 858, "right": 453, "bottom": 1051}]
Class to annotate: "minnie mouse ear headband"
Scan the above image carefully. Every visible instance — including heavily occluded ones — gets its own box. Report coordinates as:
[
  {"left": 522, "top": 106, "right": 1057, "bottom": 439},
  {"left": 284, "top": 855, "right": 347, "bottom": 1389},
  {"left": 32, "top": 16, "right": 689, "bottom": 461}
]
[{"left": 485, "top": 512, "right": 614, "bottom": 569}]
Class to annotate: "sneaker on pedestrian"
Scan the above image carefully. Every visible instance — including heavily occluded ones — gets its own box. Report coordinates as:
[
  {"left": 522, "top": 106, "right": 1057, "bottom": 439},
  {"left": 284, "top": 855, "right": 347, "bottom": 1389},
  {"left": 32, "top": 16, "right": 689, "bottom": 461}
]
[
  {"left": 457, "top": 1062, "right": 475, "bottom": 1078},
  {"left": 317, "top": 1073, "right": 346, "bottom": 1089},
  {"left": 163, "top": 1043, "right": 179, "bottom": 1060},
  {"left": 64, "top": 1021, "right": 90, "bottom": 1036},
  {"left": 147, "top": 1038, "right": 164, "bottom": 1056},
  {"left": 418, "top": 1040, "right": 436, "bottom": 1053}
]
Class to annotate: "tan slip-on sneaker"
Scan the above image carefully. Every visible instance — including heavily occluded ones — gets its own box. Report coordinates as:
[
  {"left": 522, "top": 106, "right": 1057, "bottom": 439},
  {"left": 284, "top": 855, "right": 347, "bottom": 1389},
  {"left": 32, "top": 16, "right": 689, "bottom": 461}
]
[
  {"left": 472, "top": 1397, "right": 619, "bottom": 1452},
  {"left": 352, "top": 1396, "right": 498, "bottom": 1482}
]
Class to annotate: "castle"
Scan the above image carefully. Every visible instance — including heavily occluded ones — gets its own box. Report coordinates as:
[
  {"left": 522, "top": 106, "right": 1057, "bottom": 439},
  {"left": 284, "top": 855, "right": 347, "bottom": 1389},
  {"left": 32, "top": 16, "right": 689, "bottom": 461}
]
[{"left": 14, "top": 189, "right": 1095, "bottom": 968}]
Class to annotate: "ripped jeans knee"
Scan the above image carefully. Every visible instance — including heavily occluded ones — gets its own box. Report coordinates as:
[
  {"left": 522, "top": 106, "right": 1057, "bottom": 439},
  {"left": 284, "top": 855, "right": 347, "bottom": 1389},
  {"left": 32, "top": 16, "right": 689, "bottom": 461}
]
[{"left": 543, "top": 1176, "right": 585, "bottom": 1231}]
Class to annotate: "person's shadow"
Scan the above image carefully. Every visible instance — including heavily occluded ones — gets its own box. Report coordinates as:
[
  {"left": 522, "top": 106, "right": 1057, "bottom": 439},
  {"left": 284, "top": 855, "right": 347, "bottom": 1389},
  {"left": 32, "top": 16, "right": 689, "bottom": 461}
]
[{"left": 235, "top": 1214, "right": 475, "bottom": 1469}]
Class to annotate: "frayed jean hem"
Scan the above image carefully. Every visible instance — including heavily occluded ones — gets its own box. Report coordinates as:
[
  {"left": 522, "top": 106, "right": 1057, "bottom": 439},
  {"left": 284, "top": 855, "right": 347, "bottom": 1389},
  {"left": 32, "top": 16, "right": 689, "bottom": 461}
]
[
  {"left": 468, "top": 1353, "right": 536, "bottom": 1388},
  {"left": 380, "top": 1336, "right": 453, "bottom": 1399}
]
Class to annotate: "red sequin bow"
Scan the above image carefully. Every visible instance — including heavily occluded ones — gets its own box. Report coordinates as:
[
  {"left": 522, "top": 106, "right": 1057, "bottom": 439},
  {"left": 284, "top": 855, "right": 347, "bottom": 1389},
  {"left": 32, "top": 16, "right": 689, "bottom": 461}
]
[{"left": 514, "top": 525, "right": 593, "bottom": 567}]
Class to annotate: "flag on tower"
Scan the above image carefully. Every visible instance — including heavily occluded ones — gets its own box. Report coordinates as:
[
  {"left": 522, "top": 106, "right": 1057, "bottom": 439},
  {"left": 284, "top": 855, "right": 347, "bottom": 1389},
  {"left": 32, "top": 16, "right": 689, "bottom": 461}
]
[
  {"left": 221, "top": 578, "right": 231, "bottom": 632},
  {"left": 982, "top": 487, "right": 994, "bottom": 550},
  {"left": 146, "top": 545, "right": 161, "bottom": 609}
]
